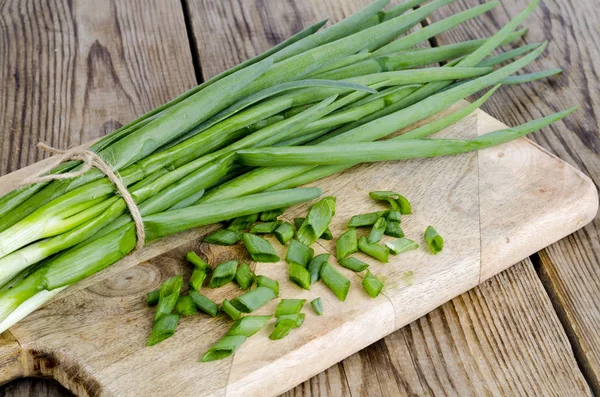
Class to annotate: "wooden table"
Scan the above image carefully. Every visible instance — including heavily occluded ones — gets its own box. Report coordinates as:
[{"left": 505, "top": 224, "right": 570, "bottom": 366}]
[{"left": 0, "top": 0, "right": 598, "bottom": 395}]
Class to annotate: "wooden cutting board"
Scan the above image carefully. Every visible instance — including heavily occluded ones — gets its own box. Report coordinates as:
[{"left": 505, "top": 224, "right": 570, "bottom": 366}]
[{"left": 0, "top": 103, "right": 597, "bottom": 397}]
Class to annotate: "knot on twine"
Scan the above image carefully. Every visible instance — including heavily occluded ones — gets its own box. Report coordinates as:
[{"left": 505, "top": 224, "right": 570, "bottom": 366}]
[{"left": 23, "top": 143, "right": 145, "bottom": 251}]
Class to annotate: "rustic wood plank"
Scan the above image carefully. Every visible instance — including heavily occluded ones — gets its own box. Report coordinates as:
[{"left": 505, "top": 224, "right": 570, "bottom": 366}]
[{"left": 429, "top": 0, "right": 600, "bottom": 393}]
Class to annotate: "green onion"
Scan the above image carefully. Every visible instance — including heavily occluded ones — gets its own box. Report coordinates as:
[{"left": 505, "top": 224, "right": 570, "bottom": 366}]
[
  {"left": 241, "top": 233, "right": 280, "bottom": 263},
  {"left": 385, "top": 221, "right": 404, "bottom": 238},
  {"left": 340, "top": 257, "right": 369, "bottom": 272},
  {"left": 274, "top": 222, "right": 295, "bottom": 245},
  {"left": 228, "top": 213, "right": 259, "bottom": 232},
  {"left": 227, "top": 315, "right": 272, "bottom": 337},
  {"left": 209, "top": 260, "right": 238, "bottom": 288},
  {"left": 190, "top": 291, "right": 218, "bottom": 317},
  {"left": 370, "top": 191, "right": 412, "bottom": 214},
  {"left": 204, "top": 229, "right": 242, "bottom": 245},
  {"left": 424, "top": 226, "right": 444, "bottom": 254},
  {"left": 294, "top": 217, "right": 333, "bottom": 241},
  {"left": 235, "top": 263, "right": 255, "bottom": 290},
  {"left": 367, "top": 217, "right": 387, "bottom": 244},
  {"left": 230, "top": 286, "right": 277, "bottom": 313},
  {"left": 186, "top": 252, "right": 211, "bottom": 273},
  {"left": 154, "top": 276, "right": 183, "bottom": 322},
  {"left": 320, "top": 228, "right": 334, "bottom": 240},
  {"left": 221, "top": 299, "right": 242, "bottom": 320},
  {"left": 146, "top": 289, "right": 159, "bottom": 306},
  {"left": 336, "top": 229, "right": 358, "bottom": 259},
  {"left": 256, "top": 275, "right": 279, "bottom": 297},
  {"left": 311, "top": 298, "right": 323, "bottom": 315},
  {"left": 358, "top": 237, "right": 389, "bottom": 263},
  {"left": 500, "top": 68, "right": 562, "bottom": 85},
  {"left": 275, "top": 313, "right": 305, "bottom": 327},
  {"left": 385, "top": 238, "right": 419, "bottom": 255},
  {"left": 289, "top": 263, "right": 312, "bottom": 290},
  {"left": 201, "top": 335, "right": 247, "bottom": 362},
  {"left": 269, "top": 319, "right": 299, "bottom": 340},
  {"left": 147, "top": 314, "right": 180, "bottom": 346},
  {"left": 249, "top": 221, "right": 283, "bottom": 234},
  {"left": 320, "top": 262, "right": 350, "bottom": 301},
  {"left": 275, "top": 299, "right": 306, "bottom": 316},
  {"left": 308, "top": 253, "right": 330, "bottom": 284},
  {"left": 347, "top": 211, "right": 389, "bottom": 227},
  {"left": 175, "top": 295, "right": 198, "bottom": 316},
  {"left": 387, "top": 210, "right": 402, "bottom": 222},
  {"left": 190, "top": 269, "right": 207, "bottom": 291},
  {"left": 260, "top": 208, "right": 286, "bottom": 221},
  {"left": 362, "top": 270, "right": 384, "bottom": 298},
  {"left": 297, "top": 197, "right": 336, "bottom": 245},
  {"left": 286, "top": 239, "right": 314, "bottom": 268}
]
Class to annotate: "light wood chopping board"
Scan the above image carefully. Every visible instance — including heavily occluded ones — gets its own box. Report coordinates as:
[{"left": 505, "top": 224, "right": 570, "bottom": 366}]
[{"left": 0, "top": 103, "right": 597, "bottom": 397}]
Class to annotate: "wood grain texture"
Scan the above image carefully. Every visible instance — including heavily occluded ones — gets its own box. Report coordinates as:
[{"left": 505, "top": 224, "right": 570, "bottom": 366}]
[{"left": 430, "top": 0, "right": 600, "bottom": 392}]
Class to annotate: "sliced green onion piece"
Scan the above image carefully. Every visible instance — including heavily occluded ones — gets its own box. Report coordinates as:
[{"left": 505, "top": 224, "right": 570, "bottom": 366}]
[
  {"left": 320, "top": 228, "right": 334, "bottom": 240},
  {"left": 209, "top": 260, "right": 238, "bottom": 288},
  {"left": 385, "top": 221, "right": 404, "bottom": 238},
  {"left": 336, "top": 228, "right": 358, "bottom": 259},
  {"left": 241, "top": 233, "right": 280, "bottom": 262},
  {"left": 294, "top": 217, "right": 332, "bottom": 240},
  {"left": 269, "top": 319, "right": 298, "bottom": 340},
  {"left": 297, "top": 197, "right": 336, "bottom": 245},
  {"left": 311, "top": 298, "right": 323, "bottom": 315},
  {"left": 367, "top": 217, "right": 387, "bottom": 244},
  {"left": 385, "top": 238, "right": 419, "bottom": 255},
  {"left": 274, "top": 222, "right": 295, "bottom": 245},
  {"left": 227, "top": 315, "right": 272, "bottom": 337},
  {"left": 286, "top": 239, "right": 314, "bottom": 268},
  {"left": 320, "top": 262, "right": 350, "bottom": 301},
  {"left": 175, "top": 295, "right": 198, "bottom": 316},
  {"left": 201, "top": 335, "right": 247, "bottom": 362},
  {"left": 147, "top": 314, "right": 179, "bottom": 346},
  {"left": 275, "top": 299, "right": 306, "bottom": 316},
  {"left": 186, "top": 252, "right": 211, "bottom": 273},
  {"left": 235, "top": 263, "right": 255, "bottom": 290},
  {"left": 228, "top": 213, "right": 259, "bottom": 232},
  {"left": 190, "top": 269, "right": 207, "bottom": 291},
  {"left": 308, "top": 253, "right": 330, "bottom": 284},
  {"left": 146, "top": 289, "right": 159, "bottom": 306},
  {"left": 249, "top": 221, "right": 283, "bottom": 234},
  {"left": 289, "top": 263, "right": 311, "bottom": 290},
  {"left": 358, "top": 236, "right": 389, "bottom": 263},
  {"left": 347, "top": 211, "right": 389, "bottom": 227},
  {"left": 204, "top": 229, "right": 241, "bottom": 245},
  {"left": 369, "top": 191, "right": 412, "bottom": 214},
  {"left": 275, "top": 313, "right": 305, "bottom": 327},
  {"left": 256, "top": 275, "right": 279, "bottom": 297},
  {"left": 293, "top": 217, "right": 306, "bottom": 230},
  {"left": 362, "top": 270, "right": 384, "bottom": 298},
  {"left": 387, "top": 210, "right": 402, "bottom": 222},
  {"left": 340, "top": 257, "right": 369, "bottom": 272},
  {"left": 260, "top": 208, "right": 286, "bottom": 221},
  {"left": 154, "top": 276, "right": 183, "bottom": 322},
  {"left": 424, "top": 226, "right": 444, "bottom": 254},
  {"left": 231, "top": 286, "right": 277, "bottom": 313},
  {"left": 221, "top": 299, "right": 242, "bottom": 320},
  {"left": 190, "top": 290, "right": 218, "bottom": 317}
]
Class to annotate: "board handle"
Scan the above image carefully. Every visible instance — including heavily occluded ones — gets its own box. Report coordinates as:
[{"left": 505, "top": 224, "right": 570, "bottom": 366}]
[{"left": 0, "top": 331, "right": 26, "bottom": 385}]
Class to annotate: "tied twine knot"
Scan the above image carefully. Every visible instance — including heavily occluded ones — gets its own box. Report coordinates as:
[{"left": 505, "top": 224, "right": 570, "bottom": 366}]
[{"left": 23, "top": 143, "right": 145, "bottom": 251}]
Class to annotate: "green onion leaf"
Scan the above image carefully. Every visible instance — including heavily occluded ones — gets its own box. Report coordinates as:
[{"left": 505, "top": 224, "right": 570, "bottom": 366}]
[
  {"left": 227, "top": 315, "right": 271, "bottom": 337},
  {"left": 289, "top": 263, "right": 312, "bottom": 290},
  {"left": 146, "top": 290, "right": 159, "bottom": 306},
  {"left": 308, "top": 253, "right": 330, "bottom": 284},
  {"left": 175, "top": 295, "right": 198, "bottom": 316},
  {"left": 147, "top": 314, "right": 179, "bottom": 346},
  {"left": 269, "top": 319, "right": 298, "bottom": 340},
  {"left": 294, "top": 217, "right": 333, "bottom": 240},
  {"left": 231, "top": 286, "right": 277, "bottom": 313},
  {"left": 154, "top": 276, "right": 183, "bottom": 322},
  {"left": 320, "top": 262, "right": 350, "bottom": 301},
  {"left": 347, "top": 211, "right": 389, "bottom": 227},
  {"left": 190, "top": 291, "right": 218, "bottom": 317},
  {"left": 385, "top": 238, "right": 419, "bottom": 255},
  {"left": 241, "top": 233, "right": 280, "bottom": 263},
  {"left": 320, "top": 228, "right": 334, "bottom": 240},
  {"left": 249, "top": 220, "right": 283, "bottom": 234},
  {"left": 204, "top": 229, "right": 242, "bottom": 245},
  {"left": 358, "top": 237, "right": 389, "bottom": 263},
  {"left": 228, "top": 213, "right": 259, "bottom": 232},
  {"left": 340, "top": 257, "right": 369, "bottom": 272},
  {"left": 256, "top": 275, "right": 279, "bottom": 297},
  {"left": 424, "top": 226, "right": 444, "bottom": 254},
  {"left": 275, "top": 313, "right": 305, "bottom": 327},
  {"left": 275, "top": 299, "right": 306, "bottom": 316},
  {"left": 367, "top": 217, "right": 387, "bottom": 244},
  {"left": 221, "top": 299, "right": 242, "bottom": 320},
  {"left": 209, "top": 260, "right": 238, "bottom": 288},
  {"left": 286, "top": 239, "right": 314, "bottom": 268},
  {"left": 201, "top": 335, "right": 247, "bottom": 362},
  {"left": 190, "top": 269, "right": 207, "bottom": 291},
  {"left": 297, "top": 197, "right": 336, "bottom": 245},
  {"left": 235, "top": 263, "right": 255, "bottom": 290},
  {"left": 387, "top": 210, "right": 402, "bottom": 222},
  {"left": 370, "top": 191, "right": 413, "bottom": 214},
  {"left": 311, "top": 298, "right": 323, "bottom": 316},
  {"left": 336, "top": 228, "right": 358, "bottom": 259},
  {"left": 274, "top": 222, "right": 295, "bottom": 245},
  {"left": 186, "top": 252, "right": 211, "bottom": 273},
  {"left": 385, "top": 221, "right": 404, "bottom": 238},
  {"left": 362, "top": 270, "right": 384, "bottom": 298},
  {"left": 260, "top": 208, "right": 286, "bottom": 221}
]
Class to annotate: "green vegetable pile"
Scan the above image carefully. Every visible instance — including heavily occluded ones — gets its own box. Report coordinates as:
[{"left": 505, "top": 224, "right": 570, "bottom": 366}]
[{"left": 0, "top": 0, "right": 573, "bottom": 336}]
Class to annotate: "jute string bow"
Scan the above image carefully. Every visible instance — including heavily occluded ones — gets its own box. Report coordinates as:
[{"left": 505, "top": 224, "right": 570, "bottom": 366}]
[{"left": 22, "top": 143, "right": 145, "bottom": 251}]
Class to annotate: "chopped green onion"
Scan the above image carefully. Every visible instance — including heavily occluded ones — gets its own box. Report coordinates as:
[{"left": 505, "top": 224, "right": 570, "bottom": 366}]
[
  {"left": 385, "top": 238, "right": 419, "bottom": 255},
  {"left": 275, "top": 299, "right": 306, "bottom": 316},
  {"left": 289, "top": 263, "right": 311, "bottom": 290},
  {"left": 269, "top": 319, "right": 298, "bottom": 340},
  {"left": 256, "top": 275, "right": 279, "bottom": 297},
  {"left": 227, "top": 315, "right": 272, "bottom": 337},
  {"left": 228, "top": 213, "right": 259, "bottom": 232},
  {"left": 308, "top": 253, "right": 330, "bottom": 284},
  {"left": 209, "top": 260, "right": 238, "bottom": 288},
  {"left": 294, "top": 217, "right": 332, "bottom": 240},
  {"left": 274, "top": 222, "right": 295, "bottom": 245},
  {"left": 175, "top": 295, "right": 198, "bottom": 316},
  {"left": 320, "top": 262, "right": 350, "bottom": 301},
  {"left": 241, "top": 233, "right": 280, "bottom": 262},
  {"left": 147, "top": 314, "right": 179, "bottom": 346},
  {"left": 190, "top": 290, "right": 218, "bottom": 317},
  {"left": 336, "top": 228, "right": 358, "bottom": 259},
  {"left": 260, "top": 208, "right": 286, "bottom": 221},
  {"left": 146, "top": 289, "right": 159, "bottom": 306},
  {"left": 347, "top": 211, "right": 389, "bottom": 227},
  {"left": 221, "top": 299, "right": 242, "bottom": 320},
  {"left": 189, "top": 269, "right": 207, "bottom": 291},
  {"left": 297, "top": 197, "right": 336, "bottom": 245},
  {"left": 362, "top": 270, "right": 384, "bottom": 298},
  {"left": 275, "top": 313, "right": 305, "bottom": 327},
  {"left": 293, "top": 217, "right": 306, "bottom": 230},
  {"left": 231, "top": 286, "right": 277, "bottom": 313},
  {"left": 358, "top": 236, "right": 389, "bottom": 263},
  {"left": 320, "top": 228, "right": 334, "bottom": 240},
  {"left": 154, "top": 276, "right": 183, "bottom": 322},
  {"left": 311, "top": 298, "right": 323, "bottom": 315},
  {"left": 186, "top": 252, "right": 211, "bottom": 273},
  {"left": 249, "top": 221, "right": 283, "bottom": 234},
  {"left": 340, "top": 257, "right": 369, "bottom": 272},
  {"left": 371, "top": 191, "right": 413, "bottom": 214},
  {"left": 367, "top": 217, "right": 387, "bottom": 244},
  {"left": 204, "top": 229, "right": 241, "bottom": 245},
  {"left": 201, "top": 335, "right": 247, "bottom": 362},
  {"left": 235, "top": 263, "right": 255, "bottom": 290},
  {"left": 285, "top": 239, "right": 314, "bottom": 268},
  {"left": 385, "top": 221, "right": 404, "bottom": 238},
  {"left": 387, "top": 210, "right": 402, "bottom": 222},
  {"left": 424, "top": 226, "right": 444, "bottom": 254}
]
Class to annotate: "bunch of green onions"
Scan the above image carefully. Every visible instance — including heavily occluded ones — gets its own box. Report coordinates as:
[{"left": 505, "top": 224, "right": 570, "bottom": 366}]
[{"left": 0, "top": 0, "right": 573, "bottom": 334}]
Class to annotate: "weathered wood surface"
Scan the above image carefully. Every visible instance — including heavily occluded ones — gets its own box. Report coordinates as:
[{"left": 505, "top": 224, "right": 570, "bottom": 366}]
[{"left": 0, "top": 0, "right": 598, "bottom": 396}]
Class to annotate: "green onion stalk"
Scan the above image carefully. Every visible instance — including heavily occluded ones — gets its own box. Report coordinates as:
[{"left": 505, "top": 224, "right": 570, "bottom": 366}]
[{"left": 0, "top": 0, "right": 573, "bottom": 333}]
